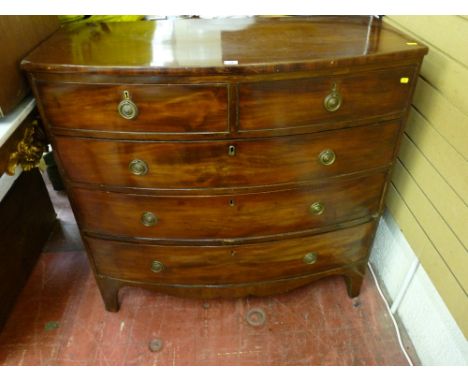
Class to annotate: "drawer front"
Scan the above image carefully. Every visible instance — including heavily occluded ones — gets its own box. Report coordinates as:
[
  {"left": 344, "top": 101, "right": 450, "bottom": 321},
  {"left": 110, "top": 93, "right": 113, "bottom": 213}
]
[
  {"left": 55, "top": 121, "right": 400, "bottom": 189},
  {"left": 239, "top": 66, "right": 416, "bottom": 131},
  {"left": 71, "top": 173, "right": 385, "bottom": 240},
  {"left": 87, "top": 222, "right": 374, "bottom": 285},
  {"left": 36, "top": 82, "right": 229, "bottom": 133}
]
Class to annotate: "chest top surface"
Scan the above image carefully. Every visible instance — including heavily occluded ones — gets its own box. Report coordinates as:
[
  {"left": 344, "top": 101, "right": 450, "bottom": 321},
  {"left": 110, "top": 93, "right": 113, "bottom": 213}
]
[{"left": 22, "top": 16, "right": 427, "bottom": 76}]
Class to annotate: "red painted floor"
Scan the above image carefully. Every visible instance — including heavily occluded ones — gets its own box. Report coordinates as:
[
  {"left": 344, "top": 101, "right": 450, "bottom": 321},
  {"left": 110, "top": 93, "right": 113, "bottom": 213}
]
[{"left": 0, "top": 179, "right": 418, "bottom": 365}]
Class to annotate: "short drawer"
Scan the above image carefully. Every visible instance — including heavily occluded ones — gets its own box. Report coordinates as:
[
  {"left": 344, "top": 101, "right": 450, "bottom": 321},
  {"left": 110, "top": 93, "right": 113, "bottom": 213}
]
[
  {"left": 36, "top": 82, "right": 229, "bottom": 133},
  {"left": 71, "top": 172, "right": 385, "bottom": 240},
  {"left": 55, "top": 121, "right": 400, "bottom": 189},
  {"left": 239, "top": 66, "right": 416, "bottom": 131},
  {"left": 87, "top": 222, "right": 374, "bottom": 285}
]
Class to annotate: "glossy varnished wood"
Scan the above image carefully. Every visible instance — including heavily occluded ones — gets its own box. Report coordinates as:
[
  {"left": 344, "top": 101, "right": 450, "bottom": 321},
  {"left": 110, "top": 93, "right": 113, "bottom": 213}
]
[
  {"left": 36, "top": 65, "right": 415, "bottom": 135},
  {"left": 21, "top": 16, "right": 427, "bottom": 76},
  {"left": 70, "top": 173, "right": 385, "bottom": 240},
  {"left": 54, "top": 121, "right": 400, "bottom": 190},
  {"left": 91, "top": 261, "right": 370, "bottom": 311},
  {"left": 87, "top": 222, "right": 374, "bottom": 286},
  {"left": 239, "top": 65, "right": 416, "bottom": 131},
  {"left": 22, "top": 16, "right": 427, "bottom": 311},
  {"left": 36, "top": 82, "right": 229, "bottom": 133}
]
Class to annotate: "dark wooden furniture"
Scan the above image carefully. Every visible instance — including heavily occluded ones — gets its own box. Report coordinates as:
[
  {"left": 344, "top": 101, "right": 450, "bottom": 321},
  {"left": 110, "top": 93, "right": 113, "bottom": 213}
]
[
  {"left": 0, "top": 15, "right": 58, "bottom": 328},
  {"left": 0, "top": 110, "right": 56, "bottom": 331},
  {"left": 22, "top": 16, "right": 427, "bottom": 311},
  {"left": 0, "top": 169, "right": 56, "bottom": 330}
]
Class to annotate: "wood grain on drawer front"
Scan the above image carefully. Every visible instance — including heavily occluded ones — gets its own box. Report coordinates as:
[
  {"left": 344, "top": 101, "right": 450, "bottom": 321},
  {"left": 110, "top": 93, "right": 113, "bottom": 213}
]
[
  {"left": 239, "top": 66, "right": 416, "bottom": 131},
  {"left": 55, "top": 121, "right": 400, "bottom": 189},
  {"left": 87, "top": 222, "right": 374, "bottom": 285},
  {"left": 71, "top": 172, "right": 385, "bottom": 240},
  {"left": 36, "top": 82, "right": 229, "bottom": 133}
]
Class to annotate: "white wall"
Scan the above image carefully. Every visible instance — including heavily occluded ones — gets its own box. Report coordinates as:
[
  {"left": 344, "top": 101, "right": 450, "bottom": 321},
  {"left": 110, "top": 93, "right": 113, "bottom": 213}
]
[{"left": 370, "top": 210, "right": 468, "bottom": 366}]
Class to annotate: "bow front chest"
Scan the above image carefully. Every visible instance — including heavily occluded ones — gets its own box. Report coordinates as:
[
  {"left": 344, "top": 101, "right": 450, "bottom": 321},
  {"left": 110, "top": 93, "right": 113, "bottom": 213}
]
[{"left": 22, "top": 16, "right": 427, "bottom": 311}]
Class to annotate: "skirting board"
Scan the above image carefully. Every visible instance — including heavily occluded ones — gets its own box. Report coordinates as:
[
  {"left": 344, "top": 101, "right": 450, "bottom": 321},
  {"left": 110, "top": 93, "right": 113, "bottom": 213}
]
[{"left": 370, "top": 209, "right": 468, "bottom": 366}]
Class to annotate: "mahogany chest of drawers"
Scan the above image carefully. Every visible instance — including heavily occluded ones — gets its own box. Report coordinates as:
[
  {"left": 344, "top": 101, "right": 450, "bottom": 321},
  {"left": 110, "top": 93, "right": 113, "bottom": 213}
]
[{"left": 22, "top": 16, "right": 427, "bottom": 311}]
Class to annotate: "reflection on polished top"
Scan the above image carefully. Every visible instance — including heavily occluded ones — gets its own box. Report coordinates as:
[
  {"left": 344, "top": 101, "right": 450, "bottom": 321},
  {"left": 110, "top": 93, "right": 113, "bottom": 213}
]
[{"left": 22, "top": 16, "right": 427, "bottom": 75}]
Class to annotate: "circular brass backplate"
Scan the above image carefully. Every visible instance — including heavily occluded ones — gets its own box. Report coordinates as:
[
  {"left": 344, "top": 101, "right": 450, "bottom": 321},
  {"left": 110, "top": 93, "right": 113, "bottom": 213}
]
[
  {"left": 323, "top": 84, "right": 342, "bottom": 112},
  {"left": 151, "top": 260, "right": 164, "bottom": 273},
  {"left": 318, "top": 148, "right": 336, "bottom": 166},
  {"left": 118, "top": 99, "right": 138, "bottom": 120},
  {"left": 129, "top": 159, "right": 148, "bottom": 176},
  {"left": 303, "top": 252, "right": 318, "bottom": 265},
  {"left": 141, "top": 211, "right": 158, "bottom": 227},
  {"left": 309, "top": 201, "right": 325, "bottom": 215},
  {"left": 324, "top": 93, "right": 342, "bottom": 112}
]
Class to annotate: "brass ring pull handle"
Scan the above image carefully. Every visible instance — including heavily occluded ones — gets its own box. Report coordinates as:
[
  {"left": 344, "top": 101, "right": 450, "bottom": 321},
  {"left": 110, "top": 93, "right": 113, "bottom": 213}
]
[
  {"left": 318, "top": 148, "right": 336, "bottom": 166},
  {"left": 323, "top": 83, "right": 342, "bottom": 112},
  {"left": 151, "top": 260, "right": 164, "bottom": 273},
  {"left": 141, "top": 211, "right": 158, "bottom": 227},
  {"left": 310, "top": 201, "right": 325, "bottom": 215},
  {"left": 118, "top": 90, "right": 138, "bottom": 120},
  {"left": 129, "top": 159, "right": 148, "bottom": 176},
  {"left": 303, "top": 252, "right": 318, "bottom": 265}
]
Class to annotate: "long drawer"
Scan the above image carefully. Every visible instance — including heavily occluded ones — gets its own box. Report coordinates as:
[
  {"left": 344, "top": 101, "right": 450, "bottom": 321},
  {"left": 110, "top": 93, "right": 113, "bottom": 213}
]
[
  {"left": 87, "top": 221, "right": 374, "bottom": 285},
  {"left": 239, "top": 65, "right": 416, "bottom": 131},
  {"left": 55, "top": 121, "right": 400, "bottom": 189},
  {"left": 36, "top": 82, "right": 229, "bottom": 133},
  {"left": 71, "top": 172, "right": 385, "bottom": 240}
]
